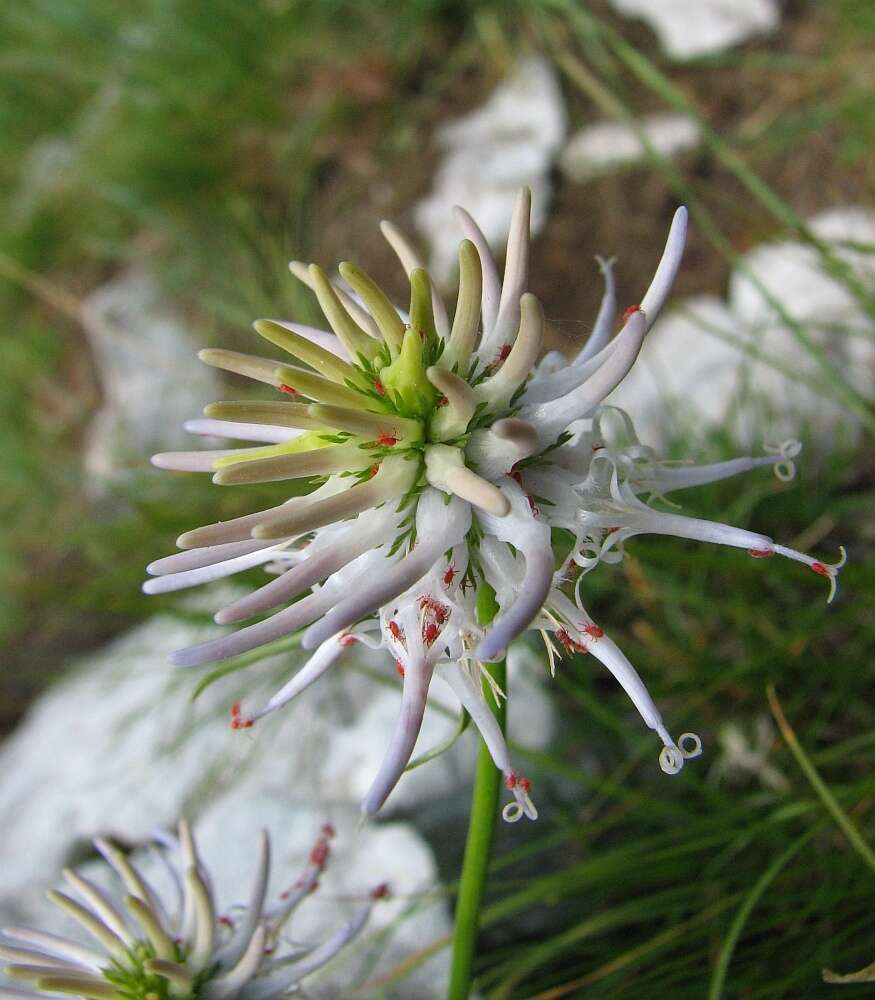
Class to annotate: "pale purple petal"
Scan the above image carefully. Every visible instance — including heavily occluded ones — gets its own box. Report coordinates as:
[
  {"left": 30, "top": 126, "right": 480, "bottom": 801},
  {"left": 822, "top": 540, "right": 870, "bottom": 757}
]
[
  {"left": 361, "top": 654, "right": 434, "bottom": 817},
  {"left": 183, "top": 419, "right": 304, "bottom": 444},
  {"left": 143, "top": 545, "right": 284, "bottom": 595},
  {"left": 476, "top": 484, "right": 554, "bottom": 661},
  {"left": 440, "top": 664, "right": 511, "bottom": 773},
  {"left": 478, "top": 188, "right": 531, "bottom": 360},
  {"left": 147, "top": 540, "right": 269, "bottom": 577},
  {"left": 638, "top": 206, "right": 688, "bottom": 325},
  {"left": 252, "top": 635, "right": 349, "bottom": 719},
  {"left": 151, "top": 449, "right": 247, "bottom": 472},
  {"left": 574, "top": 255, "right": 617, "bottom": 365},
  {"left": 214, "top": 832, "right": 269, "bottom": 969},
  {"left": 523, "top": 310, "right": 647, "bottom": 445},
  {"left": 214, "top": 513, "right": 394, "bottom": 624},
  {"left": 168, "top": 591, "right": 331, "bottom": 667}
]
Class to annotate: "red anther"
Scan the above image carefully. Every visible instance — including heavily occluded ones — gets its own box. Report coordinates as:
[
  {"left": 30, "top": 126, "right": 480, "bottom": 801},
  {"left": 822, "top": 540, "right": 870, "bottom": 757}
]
[
  {"left": 582, "top": 624, "right": 604, "bottom": 639},
  {"left": 518, "top": 777, "right": 531, "bottom": 794},
  {"left": 592, "top": 443, "right": 604, "bottom": 451},
  {"left": 504, "top": 772, "right": 518, "bottom": 790},
  {"left": 369, "top": 463, "right": 380, "bottom": 479},
  {"left": 339, "top": 634, "right": 358, "bottom": 647},
  {"left": 377, "top": 433, "right": 398, "bottom": 447},
  {"left": 230, "top": 701, "right": 254, "bottom": 730},
  {"left": 443, "top": 564, "right": 457, "bottom": 586},
  {"left": 811, "top": 561, "right": 830, "bottom": 577},
  {"left": 509, "top": 468, "right": 523, "bottom": 486},
  {"left": 395, "top": 660, "right": 406, "bottom": 678},
  {"left": 371, "top": 882, "right": 391, "bottom": 900},
  {"left": 437, "top": 395, "right": 449, "bottom": 407},
  {"left": 279, "top": 383, "right": 298, "bottom": 396},
  {"left": 526, "top": 494, "right": 539, "bottom": 516},
  {"left": 748, "top": 548, "right": 774, "bottom": 559},
  {"left": 493, "top": 344, "right": 512, "bottom": 366},
  {"left": 387, "top": 620, "right": 403, "bottom": 640},
  {"left": 374, "top": 379, "right": 385, "bottom": 396},
  {"left": 218, "top": 915, "right": 234, "bottom": 928},
  {"left": 606, "top": 526, "right": 619, "bottom": 534},
  {"left": 263, "top": 946, "right": 274, "bottom": 956},
  {"left": 310, "top": 838, "right": 331, "bottom": 867},
  {"left": 321, "top": 823, "right": 336, "bottom": 838},
  {"left": 623, "top": 304, "right": 641, "bottom": 321},
  {"left": 423, "top": 622, "right": 439, "bottom": 646}
]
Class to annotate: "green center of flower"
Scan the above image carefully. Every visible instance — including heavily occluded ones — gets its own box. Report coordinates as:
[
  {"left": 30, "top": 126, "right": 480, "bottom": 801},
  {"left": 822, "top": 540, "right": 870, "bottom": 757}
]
[
  {"left": 190, "top": 233, "right": 547, "bottom": 549},
  {"left": 102, "top": 941, "right": 216, "bottom": 1000}
]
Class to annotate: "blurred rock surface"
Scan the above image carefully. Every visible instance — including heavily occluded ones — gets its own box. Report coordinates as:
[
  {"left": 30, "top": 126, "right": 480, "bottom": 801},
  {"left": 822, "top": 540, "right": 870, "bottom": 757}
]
[
  {"left": 0, "top": 599, "right": 555, "bottom": 994},
  {"left": 608, "top": 0, "right": 780, "bottom": 60},
  {"left": 81, "top": 270, "right": 220, "bottom": 493},
  {"left": 415, "top": 55, "right": 566, "bottom": 285},
  {"left": 607, "top": 206, "right": 875, "bottom": 450},
  {"left": 560, "top": 114, "right": 700, "bottom": 182}
]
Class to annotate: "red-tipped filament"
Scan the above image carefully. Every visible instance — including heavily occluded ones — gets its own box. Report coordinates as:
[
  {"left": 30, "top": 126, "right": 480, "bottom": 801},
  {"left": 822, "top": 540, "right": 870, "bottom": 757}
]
[
  {"left": 230, "top": 701, "right": 254, "bottom": 730},
  {"left": 502, "top": 771, "right": 537, "bottom": 823}
]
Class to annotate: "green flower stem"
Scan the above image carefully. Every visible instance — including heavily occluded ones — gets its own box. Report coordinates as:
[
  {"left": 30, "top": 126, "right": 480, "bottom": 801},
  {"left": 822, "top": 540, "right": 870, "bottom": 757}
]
[{"left": 447, "top": 584, "right": 505, "bottom": 1000}]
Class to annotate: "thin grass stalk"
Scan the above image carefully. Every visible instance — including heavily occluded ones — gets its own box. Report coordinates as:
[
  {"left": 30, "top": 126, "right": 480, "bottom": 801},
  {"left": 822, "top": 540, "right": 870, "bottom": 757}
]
[
  {"left": 708, "top": 825, "right": 819, "bottom": 999},
  {"left": 767, "top": 685, "right": 875, "bottom": 875},
  {"left": 528, "top": 895, "right": 738, "bottom": 1000}
]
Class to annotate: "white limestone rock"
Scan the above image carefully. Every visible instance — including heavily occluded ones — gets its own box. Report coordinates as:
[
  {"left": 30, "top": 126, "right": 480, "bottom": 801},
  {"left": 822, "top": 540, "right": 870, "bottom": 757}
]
[
  {"left": 0, "top": 600, "right": 556, "bottom": 990},
  {"left": 415, "top": 56, "right": 566, "bottom": 285},
  {"left": 728, "top": 207, "right": 875, "bottom": 402},
  {"left": 609, "top": 0, "right": 780, "bottom": 60},
  {"left": 560, "top": 114, "right": 700, "bottom": 182},
  {"left": 0, "top": 611, "right": 453, "bottom": 996},
  {"left": 190, "top": 795, "right": 447, "bottom": 998},
  {"left": 607, "top": 207, "right": 875, "bottom": 449},
  {"left": 1, "top": 799, "right": 447, "bottom": 999},
  {"left": 81, "top": 269, "right": 221, "bottom": 491}
]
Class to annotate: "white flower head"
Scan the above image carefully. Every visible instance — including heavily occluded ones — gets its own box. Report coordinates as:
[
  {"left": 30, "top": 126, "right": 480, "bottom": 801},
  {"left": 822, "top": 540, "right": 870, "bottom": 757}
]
[
  {"left": 0, "top": 821, "right": 385, "bottom": 999},
  {"left": 147, "top": 190, "right": 844, "bottom": 823}
]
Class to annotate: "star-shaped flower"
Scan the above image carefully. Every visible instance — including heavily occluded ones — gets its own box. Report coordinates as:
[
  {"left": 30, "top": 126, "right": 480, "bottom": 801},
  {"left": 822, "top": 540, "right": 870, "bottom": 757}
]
[
  {"left": 0, "top": 822, "right": 385, "bottom": 999},
  {"left": 147, "top": 190, "right": 843, "bottom": 822}
]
